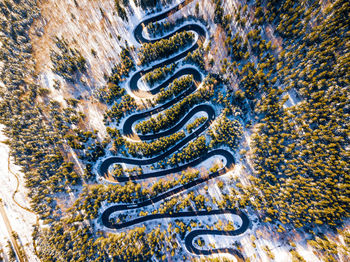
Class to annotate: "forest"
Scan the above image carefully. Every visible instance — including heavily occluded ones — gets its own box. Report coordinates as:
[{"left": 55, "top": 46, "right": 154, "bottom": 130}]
[
  {"left": 135, "top": 78, "right": 214, "bottom": 134},
  {"left": 230, "top": 0, "right": 350, "bottom": 230},
  {"left": 125, "top": 131, "right": 185, "bottom": 158},
  {"left": 139, "top": 31, "right": 194, "bottom": 65},
  {"left": 209, "top": 113, "right": 242, "bottom": 150},
  {"left": 0, "top": 0, "right": 348, "bottom": 261},
  {"left": 167, "top": 136, "right": 208, "bottom": 166},
  {"left": 186, "top": 116, "right": 207, "bottom": 133},
  {"left": 50, "top": 37, "right": 87, "bottom": 83},
  {"left": 144, "top": 63, "right": 177, "bottom": 87},
  {"left": 154, "top": 75, "right": 194, "bottom": 103}
]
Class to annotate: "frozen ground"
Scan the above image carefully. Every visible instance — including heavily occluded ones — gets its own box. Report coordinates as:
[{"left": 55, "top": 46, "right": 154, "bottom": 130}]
[
  {"left": 0, "top": 124, "right": 39, "bottom": 262},
  {"left": 24, "top": 0, "right": 349, "bottom": 261}
]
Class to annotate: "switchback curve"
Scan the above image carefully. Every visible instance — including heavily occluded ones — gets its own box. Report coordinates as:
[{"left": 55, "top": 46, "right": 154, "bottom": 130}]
[{"left": 99, "top": 0, "right": 249, "bottom": 259}]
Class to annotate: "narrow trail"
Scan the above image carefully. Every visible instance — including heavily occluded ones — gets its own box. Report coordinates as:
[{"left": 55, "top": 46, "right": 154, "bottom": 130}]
[
  {"left": 0, "top": 202, "right": 26, "bottom": 262},
  {"left": 99, "top": 1, "right": 249, "bottom": 259},
  {"left": 6, "top": 151, "right": 40, "bottom": 258},
  {"left": 7, "top": 154, "right": 35, "bottom": 214}
]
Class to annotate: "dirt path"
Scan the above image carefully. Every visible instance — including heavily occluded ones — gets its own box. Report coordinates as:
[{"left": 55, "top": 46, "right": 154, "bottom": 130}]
[
  {"left": 5, "top": 153, "right": 40, "bottom": 259},
  {"left": 0, "top": 201, "right": 26, "bottom": 262}
]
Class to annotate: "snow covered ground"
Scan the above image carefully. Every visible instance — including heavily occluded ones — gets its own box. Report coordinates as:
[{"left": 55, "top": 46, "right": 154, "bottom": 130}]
[
  {"left": 24, "top": 1, "right": 349, "bottom": 261},
  {"left": 0, "top": 124, "right": 39, "bottom": 262}
]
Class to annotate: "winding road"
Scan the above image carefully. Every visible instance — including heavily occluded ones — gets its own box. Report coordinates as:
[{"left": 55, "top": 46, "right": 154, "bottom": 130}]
[{"left": 99, "top": 1, "right": 249, "bottom": 259}]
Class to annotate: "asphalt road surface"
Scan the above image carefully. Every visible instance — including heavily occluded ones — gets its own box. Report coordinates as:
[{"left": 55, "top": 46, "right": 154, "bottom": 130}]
[{"left": 99, "top": 0, "right": 249, "bottom": 259}]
